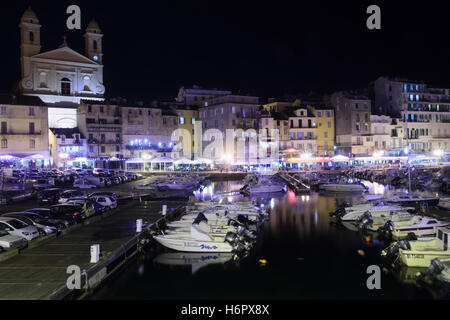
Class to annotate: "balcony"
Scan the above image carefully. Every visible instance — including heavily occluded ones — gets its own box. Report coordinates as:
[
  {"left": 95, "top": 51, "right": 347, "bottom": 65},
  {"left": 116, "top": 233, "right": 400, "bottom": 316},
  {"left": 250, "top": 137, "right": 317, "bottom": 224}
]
[
  {"left": 88, "top": 139, "right": 122, "bottom": 145},
  {"left": 0, "top": 131, "right": 42, "bottom": 135}
]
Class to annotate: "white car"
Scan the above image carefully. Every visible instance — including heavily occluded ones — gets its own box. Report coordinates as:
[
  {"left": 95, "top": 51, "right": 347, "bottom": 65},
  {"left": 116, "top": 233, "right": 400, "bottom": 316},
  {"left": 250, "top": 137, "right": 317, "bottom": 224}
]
[
  {"left": 0, "top": 229, "right": 28, "bottom": 252},
  {"left": 0, "top": 217, "right": 40, "bottom": 241},
  {"left": 73, "top": 179, "right": 97, "bottom": 189},
  {"left": 90, "top": 196, "right": 117, "bottom": 210},
  {"left": 59, "top": 189, "right": 84, "bottom": 203}
]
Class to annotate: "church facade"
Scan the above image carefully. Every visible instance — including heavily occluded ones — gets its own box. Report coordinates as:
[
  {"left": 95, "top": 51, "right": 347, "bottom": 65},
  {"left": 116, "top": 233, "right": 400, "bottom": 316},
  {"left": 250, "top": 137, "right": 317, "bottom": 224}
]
[{"left": 18, "top": 8, "right": 105, "bottom": 128}]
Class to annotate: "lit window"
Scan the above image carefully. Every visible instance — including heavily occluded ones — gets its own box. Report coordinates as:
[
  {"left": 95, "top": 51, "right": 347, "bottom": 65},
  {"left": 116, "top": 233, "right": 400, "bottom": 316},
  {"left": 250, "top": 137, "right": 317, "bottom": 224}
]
[
  {"left": 180, "top": 117, "right": 185, "bottom": 125},
  {"left": 191, "top": 118, "right": 195, "bottom": 124}
]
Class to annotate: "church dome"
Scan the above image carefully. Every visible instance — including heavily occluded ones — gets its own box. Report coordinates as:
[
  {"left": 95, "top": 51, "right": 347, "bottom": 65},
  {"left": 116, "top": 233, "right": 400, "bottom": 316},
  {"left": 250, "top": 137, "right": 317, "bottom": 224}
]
[
  {"left": 22, "top": 7, "right": 38, "bottom": 22},
  {"left": 86, "top": 19, "right": 101, "bottom": 33}
]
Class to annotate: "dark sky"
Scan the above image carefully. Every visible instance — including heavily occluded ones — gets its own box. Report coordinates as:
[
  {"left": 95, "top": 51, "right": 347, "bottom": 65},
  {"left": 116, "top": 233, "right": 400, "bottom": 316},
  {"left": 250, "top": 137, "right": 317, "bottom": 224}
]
[{"left": 1, "top": 0, "right": 450, "bottom": 102}]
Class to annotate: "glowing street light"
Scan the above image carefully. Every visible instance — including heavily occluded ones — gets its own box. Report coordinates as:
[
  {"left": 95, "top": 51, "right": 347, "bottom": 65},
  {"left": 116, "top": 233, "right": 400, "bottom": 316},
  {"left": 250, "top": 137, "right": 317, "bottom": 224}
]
[{"left": 433, "top": 149, "right": 444, "bottom": 157}]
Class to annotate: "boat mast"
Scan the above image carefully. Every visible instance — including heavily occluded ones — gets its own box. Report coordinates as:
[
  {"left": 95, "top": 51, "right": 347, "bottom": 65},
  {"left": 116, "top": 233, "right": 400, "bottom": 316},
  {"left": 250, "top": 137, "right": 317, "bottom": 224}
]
[{"left": 405, "top": 107, "right": 411, "bottom": 192}]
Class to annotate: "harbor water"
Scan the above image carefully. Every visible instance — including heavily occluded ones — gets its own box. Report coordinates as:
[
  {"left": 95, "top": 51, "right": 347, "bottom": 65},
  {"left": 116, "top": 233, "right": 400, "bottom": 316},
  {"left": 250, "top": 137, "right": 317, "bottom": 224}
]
[{"left": 90, "top": 179, "right": 443, "bottom": 299}]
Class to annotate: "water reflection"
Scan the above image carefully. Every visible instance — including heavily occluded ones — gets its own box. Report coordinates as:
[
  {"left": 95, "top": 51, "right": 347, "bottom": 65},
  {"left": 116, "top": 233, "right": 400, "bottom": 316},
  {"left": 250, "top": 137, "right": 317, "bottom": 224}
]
[
  {"left": 90, "top": 178, "right": 442, "bottom": 300},
  {"left": 154, "top": 252, "right": 235, "bottom": 275}
]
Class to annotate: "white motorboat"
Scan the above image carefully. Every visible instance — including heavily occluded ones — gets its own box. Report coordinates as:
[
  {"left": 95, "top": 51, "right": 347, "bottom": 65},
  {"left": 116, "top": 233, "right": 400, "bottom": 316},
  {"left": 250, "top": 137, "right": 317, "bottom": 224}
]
[
  {"left": 438, "top": 198, "right": 450, "bottom": 211},
  {"left": 153, "top": 235, "right": 234, "bottom": 252},
  {"left": 382, "top": 228, "right": 450, "bottom": 267},
  {"left": 365, "top": 213, "right": 422, "bottom": 232},
  {"left": 340, "top": 205, "right": 414, "bottom": 221},
  {"left": 386, "top": 193, "right": 440, "bottom": 207},
  {"left": 388, "top": 217, "right": 450, "bottom": 238},
  {"left": 240, "top": 174, "right": 286, "bottom": 194},
  {"left": 319, "top": 182, "right": 367, "bottom": 193}
]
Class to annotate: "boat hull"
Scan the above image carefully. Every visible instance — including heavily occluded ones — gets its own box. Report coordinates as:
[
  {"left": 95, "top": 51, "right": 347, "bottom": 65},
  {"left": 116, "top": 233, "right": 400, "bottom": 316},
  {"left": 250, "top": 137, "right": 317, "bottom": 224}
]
[
  {"left": 399, "top": 250, "right": 450, "bottom": 267},
  {"left": 320, "top": 184, "right": 366, "bottom": 192},
  {"left": 153, "top": 235, "right": 233, "bottom": 252}
]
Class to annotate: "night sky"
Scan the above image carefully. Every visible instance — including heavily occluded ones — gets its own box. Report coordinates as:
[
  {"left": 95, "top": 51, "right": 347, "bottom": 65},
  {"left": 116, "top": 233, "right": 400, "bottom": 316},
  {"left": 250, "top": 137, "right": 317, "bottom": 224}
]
[{"left": 1, "top": 1, "right": 450, "bottom": 102}]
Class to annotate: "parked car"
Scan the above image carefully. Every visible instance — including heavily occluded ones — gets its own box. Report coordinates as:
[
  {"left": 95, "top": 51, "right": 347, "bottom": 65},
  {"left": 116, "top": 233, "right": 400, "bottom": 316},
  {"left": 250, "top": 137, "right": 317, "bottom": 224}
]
[
  {"left": 33, "top": 178, "right": 55, "bottom": 190},
  {"left": 49, "top": 204, "right": 86, "bottom": 223},
  {"left": 24, "top": 208, "right": 73, "bottom": 228},
  {"left": 66, "top": 199, "right": 96, "bottom": 218},
  {"left": 1, "top": 213, "right": 60, "bottom": 235},
  {"left": 89, "top": 191, "right": 119, "bottom": 200},
  {"left": 73, "top": 179, "right": 97, "bottom": 189},
  {"left": 90, "top": 195, "right": 117, "bottom": 210},
  {"left": 59, "top": 189, "right": 84, "bottom": 204},
  {"left": 0, "top": 217, "right": 40, "bottom": 241},
  {"left": 0, "top": 229, "right": 28, "bottom": 252},
  {"left": 37, "top": 188, "right": 62, "bottom": 205}
]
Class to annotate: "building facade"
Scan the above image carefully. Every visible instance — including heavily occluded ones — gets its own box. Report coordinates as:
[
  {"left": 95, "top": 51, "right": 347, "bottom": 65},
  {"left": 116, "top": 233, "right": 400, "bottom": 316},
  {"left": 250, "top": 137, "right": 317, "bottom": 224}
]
[
  {"left": 198, "top": 95, "right": 260, "bottom": 162},
  {"left": 0, "top": 95, "right": 49, "bottom": 166},
  {"left": 49, "top": 128, "right": 88, "bottom": 168},
  {"left": 19, "top": 9, "right": 105, "bottom": 105},
  {"left": 331, "top": 91, "right": 373, "bottom": 156},
  {"left": 374, "top": 76, "right": 450, "bottom": 154},
  {"left": 308, "top": 105, "right": 335, "bottom": 156},
  {"left": 176, "top": 86, "right": 232, "bottom": 107}
]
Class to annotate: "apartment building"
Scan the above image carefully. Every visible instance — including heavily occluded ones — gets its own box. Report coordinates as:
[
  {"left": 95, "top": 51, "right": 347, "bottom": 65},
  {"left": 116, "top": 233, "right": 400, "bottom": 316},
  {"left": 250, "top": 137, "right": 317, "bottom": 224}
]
[
  {"left": 176, "top": 86, "right": 232, "bottom": 107},
  {"left": 285, "top": 107, "right": 317, "bottom": 154},
  {"left": 0, "top": 95, "right": 49, "bottom": 166},
  {"left": 307, "top": 105, "right": 335, "bottom": 156},
  {"left": 49, "top": 128, "right": 88, "bottom": 167},
  {"left": 175, "top": 105, "right": 199, "bottom": 159},
  {"left": 331, "top": 91, "right": 373, "bottom": 156},
  {"left": 198, "top": 95, "right": 260, "bottom": 162},
  {"left": 370, "top": 115, "right": 392, "bottom": 153},
  {"left": 374, "top": 76, "right": 450, "bottom": 154},
  {"left": 77, "top": 100, "right": 123, "bottom": 168},
  {"left": 122, "top": 102, "right": 178, "bottom": 160}
]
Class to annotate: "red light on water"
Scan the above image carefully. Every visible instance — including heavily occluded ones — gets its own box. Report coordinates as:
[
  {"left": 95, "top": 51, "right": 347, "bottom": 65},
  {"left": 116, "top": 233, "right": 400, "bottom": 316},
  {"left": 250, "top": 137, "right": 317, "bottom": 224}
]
[{"left": 288, "top": 190, "right": 296, "bottom": 203}]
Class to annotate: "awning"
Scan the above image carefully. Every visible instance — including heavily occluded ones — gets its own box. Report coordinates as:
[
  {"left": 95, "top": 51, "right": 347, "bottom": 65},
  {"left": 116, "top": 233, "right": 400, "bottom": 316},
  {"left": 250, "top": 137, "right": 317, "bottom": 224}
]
[{"left": 151, "top": 156, "right": 174, "bottom": 163}]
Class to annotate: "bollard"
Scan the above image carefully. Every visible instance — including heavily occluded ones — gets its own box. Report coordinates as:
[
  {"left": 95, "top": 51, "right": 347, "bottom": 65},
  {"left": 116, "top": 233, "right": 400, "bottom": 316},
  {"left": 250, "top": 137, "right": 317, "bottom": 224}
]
[
  {"left": 90, "top": 244, "right": 100, "bottom": 263},
  {"left": 136, "top": 219, "right": 143, "bottom": 233},
  {"left": 162, "top": 205, "right": 167, "bottom": 216}
]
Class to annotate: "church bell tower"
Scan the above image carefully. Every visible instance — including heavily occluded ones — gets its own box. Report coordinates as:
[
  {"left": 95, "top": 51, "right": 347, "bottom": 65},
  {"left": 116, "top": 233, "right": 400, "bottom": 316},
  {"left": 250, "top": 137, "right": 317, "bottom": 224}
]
[
  {"left": 84, "top": 19, "right": 103, "bottom": 64},
  {"left": 19, "top": 7, "right": 41, "bottom": 77}
]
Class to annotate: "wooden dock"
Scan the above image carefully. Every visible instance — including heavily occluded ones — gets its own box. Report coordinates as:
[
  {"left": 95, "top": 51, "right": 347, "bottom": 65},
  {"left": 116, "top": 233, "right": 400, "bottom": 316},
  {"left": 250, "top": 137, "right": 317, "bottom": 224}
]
[{"left": 278, "top": 172, "right": 311, "bottom": 193}]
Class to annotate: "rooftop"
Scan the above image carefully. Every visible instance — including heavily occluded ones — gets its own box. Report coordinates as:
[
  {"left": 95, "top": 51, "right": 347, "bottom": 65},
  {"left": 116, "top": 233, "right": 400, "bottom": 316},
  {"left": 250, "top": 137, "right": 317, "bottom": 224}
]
[{"left": 0, "top": 94, "right": 46, "bottom": 106}]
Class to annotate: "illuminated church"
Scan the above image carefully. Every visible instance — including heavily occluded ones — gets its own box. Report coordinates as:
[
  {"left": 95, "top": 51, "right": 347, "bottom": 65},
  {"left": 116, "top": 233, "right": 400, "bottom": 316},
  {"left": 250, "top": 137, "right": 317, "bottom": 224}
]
[{"left": 18, "top": 7, "right": 105, "bottom": 127}]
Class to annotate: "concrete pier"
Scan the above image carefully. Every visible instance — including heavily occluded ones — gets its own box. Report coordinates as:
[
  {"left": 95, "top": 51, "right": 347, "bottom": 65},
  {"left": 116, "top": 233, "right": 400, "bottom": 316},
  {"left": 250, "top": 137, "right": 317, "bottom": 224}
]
[{"left": 0, "top": 199, "right": 184, "bottom": 299}]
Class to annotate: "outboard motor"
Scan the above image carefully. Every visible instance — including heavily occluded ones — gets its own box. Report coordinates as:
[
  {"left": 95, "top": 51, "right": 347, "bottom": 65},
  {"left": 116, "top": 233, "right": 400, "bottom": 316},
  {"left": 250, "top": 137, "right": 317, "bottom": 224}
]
[
  {"left": 406, "top": 232, "right": 417, "bottom": 241},
  {"left": 193, "top": 212, "right": 208, "bottom": 225},
  {"left": 330, "top": 207, "right": 346, "bottom": 218},
  {"left": 237, "top": 214, "right": 256, "bottom": 226},
  {"left": 378, "top": 220, "right": 394, "bottom": 234},
  {"left": 227, "top": 219, "right": 244, "bottom": 228},
  {"left": 417, "top": 258, "right": 445, "bottom": 280},
  {"left": 381, "top": 240, "right": 411, "bottom": 259},
  {"left": 236, "top": 225, "right": 257, "bottom": 241},
  {"left": 356, "top": 211, "right": 373, "bottom": 229}
]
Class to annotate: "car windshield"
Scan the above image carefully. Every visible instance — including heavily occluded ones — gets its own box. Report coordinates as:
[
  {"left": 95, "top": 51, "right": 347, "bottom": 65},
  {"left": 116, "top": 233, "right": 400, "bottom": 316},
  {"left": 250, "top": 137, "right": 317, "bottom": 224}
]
[
  {"left": 7, "top": 219, "right": 28, "bottom": 229},
  {"left": 0, "top": 229, "right": 9, "bottom": 236}
]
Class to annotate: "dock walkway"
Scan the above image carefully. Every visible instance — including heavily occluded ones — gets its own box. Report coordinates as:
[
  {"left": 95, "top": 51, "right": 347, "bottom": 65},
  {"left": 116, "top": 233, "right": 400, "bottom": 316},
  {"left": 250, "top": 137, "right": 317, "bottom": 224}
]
[{"left": 0, "top": 199, "right": 183, "bottom": 299}]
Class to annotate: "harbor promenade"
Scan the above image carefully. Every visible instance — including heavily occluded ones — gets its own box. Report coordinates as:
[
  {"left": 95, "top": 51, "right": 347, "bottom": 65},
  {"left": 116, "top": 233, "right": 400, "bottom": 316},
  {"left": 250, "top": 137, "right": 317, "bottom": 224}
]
[{"left": 0, "top": 198, "right": 184, "bottom": 299}]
